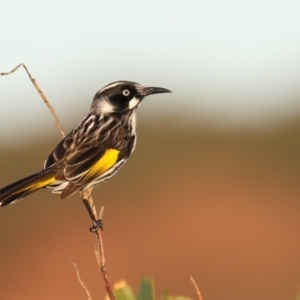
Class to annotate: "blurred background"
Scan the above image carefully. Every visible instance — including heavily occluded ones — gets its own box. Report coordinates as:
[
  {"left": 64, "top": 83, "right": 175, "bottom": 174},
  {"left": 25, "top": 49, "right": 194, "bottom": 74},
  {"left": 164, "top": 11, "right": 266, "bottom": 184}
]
[{"left": 1, "top": 1, "right": 300, "bottom": 299}]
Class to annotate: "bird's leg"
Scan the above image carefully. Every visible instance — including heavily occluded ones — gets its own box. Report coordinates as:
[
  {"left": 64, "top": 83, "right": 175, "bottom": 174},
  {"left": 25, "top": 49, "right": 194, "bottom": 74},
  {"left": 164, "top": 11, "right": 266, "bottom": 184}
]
[
  {"left": 83, "top": 198, "right": 103, "bottom": 232},
  {"left": 80, "top": 190, "right": 103, "bottom": 232}
]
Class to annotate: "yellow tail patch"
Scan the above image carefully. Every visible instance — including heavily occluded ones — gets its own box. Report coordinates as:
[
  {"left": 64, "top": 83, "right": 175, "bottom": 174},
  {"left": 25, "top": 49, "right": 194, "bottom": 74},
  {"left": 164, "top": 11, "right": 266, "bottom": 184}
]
[
  {"left": 83, "top": 148, "right": 120, "bottom": 181},
  {"left": 18, "top": 175, "right": 56, "bottom": 194},
  {"left": 34, "top": 176, "right": 56, "bottom": 189}
]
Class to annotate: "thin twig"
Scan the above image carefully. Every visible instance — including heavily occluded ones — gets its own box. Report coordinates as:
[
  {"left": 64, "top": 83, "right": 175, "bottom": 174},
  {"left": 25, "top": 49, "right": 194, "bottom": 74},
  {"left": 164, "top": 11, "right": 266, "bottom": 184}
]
[
  {"left": 88, "top": 194, "right": 98, "bottom": 219},
  {"left": 188, "top": 276, "right": 203, "bottom": 300},
  {"left": 95, "top": 228, "right": 115, "bottom": 300},
  {"left": 69, "top": 258, "right": 93, "bottom": 300},
  {"left": 95, "top": 206, "right": 106, "bottom": 267},
  {"left": 1, "top": 63, "right": 65, "bottom": 138},
  {"left": 81, "top": 190, "right": 115, "bottom": 300},
  {"left": 2, "top": 63, "right": 114, "bottom": 299}
]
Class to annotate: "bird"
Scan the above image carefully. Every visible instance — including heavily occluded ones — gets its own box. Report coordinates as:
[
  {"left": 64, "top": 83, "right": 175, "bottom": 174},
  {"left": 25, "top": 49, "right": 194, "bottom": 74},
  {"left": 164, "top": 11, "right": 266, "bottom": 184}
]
[{"left": 0, "top": 81, "right": 171, "bottom": 210}]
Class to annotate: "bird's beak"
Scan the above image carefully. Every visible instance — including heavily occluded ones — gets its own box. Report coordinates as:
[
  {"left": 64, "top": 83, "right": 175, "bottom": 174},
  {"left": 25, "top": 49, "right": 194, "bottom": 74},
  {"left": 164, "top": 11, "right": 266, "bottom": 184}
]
[{"left": 141, "top": 86, "right": 172, "bottom": 96}]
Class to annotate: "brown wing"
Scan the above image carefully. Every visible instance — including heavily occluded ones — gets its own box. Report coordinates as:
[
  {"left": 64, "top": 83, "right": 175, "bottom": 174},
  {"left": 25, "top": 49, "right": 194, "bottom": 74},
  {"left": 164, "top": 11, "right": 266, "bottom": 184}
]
[{"left": 42, "top": 113, "right": 135, "bottom": 186}]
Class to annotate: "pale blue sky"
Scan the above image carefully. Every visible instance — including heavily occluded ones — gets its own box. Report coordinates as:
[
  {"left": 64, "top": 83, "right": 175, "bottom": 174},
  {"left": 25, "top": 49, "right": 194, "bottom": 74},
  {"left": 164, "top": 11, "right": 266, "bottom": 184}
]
[{"left": 1, "top": 0, "right": 300, "bottom": 144}]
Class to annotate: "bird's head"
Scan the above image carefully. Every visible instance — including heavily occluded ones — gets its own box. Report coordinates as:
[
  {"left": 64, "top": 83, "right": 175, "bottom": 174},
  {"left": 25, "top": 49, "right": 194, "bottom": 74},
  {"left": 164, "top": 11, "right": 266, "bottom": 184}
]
[{"left": 91, "top": 81, "right": 171, "bottom": 114}]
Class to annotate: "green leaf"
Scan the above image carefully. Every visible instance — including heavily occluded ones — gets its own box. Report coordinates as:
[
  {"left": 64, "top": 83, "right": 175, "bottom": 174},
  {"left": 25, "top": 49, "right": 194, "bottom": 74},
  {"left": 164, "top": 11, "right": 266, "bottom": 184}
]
[
  {"left": 167, "top": 297, "right": 192, "bottom": 300},
  {"left": 161, "top": 289, "right": 169, "bottom": 300},
  {"left": 112, "top": 280, "right": 135, "bottom": 300},
  {"left": 136, "top": 276, "right": 155, "bottom": 300},
  {"left": 297, "top": 287, "right": 300, "bottom": 300},
  {"left": 160, "top": 288, "right": 192, "bottom": 300},
  {"left": 111, "top": 277, "right": 192, "bottom": 300}
]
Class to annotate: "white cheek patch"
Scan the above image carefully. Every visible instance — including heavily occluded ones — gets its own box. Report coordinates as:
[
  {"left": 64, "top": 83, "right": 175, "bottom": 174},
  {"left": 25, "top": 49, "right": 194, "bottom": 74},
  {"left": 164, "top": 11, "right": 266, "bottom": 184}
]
[
  {"left": 97, "top": 99, "right": 115, "bottom": 114},
  {"left": 128, "top": 97, "right": 140, "bottom": 109}
]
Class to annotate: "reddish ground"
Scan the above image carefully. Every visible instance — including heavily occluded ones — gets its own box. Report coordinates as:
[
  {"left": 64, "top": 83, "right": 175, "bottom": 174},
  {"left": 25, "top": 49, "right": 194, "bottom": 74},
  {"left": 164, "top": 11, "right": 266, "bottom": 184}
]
[{"left": 0, "top": 123, "right": 299, "bottom": 300}]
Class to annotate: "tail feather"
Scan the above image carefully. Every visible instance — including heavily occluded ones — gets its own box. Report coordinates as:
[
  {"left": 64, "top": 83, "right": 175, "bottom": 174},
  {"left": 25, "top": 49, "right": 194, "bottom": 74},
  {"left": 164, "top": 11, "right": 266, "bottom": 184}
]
[{"left": 0, "top": 170, "right": 56, "bottom": 207}]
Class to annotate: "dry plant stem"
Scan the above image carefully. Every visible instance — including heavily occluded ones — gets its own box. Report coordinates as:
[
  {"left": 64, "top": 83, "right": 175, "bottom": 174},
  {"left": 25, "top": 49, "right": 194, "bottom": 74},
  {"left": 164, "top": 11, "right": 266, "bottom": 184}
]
[
  {"left": 96, "top": 206, "right": 106, "bottom": 266},
  {"left": 1, "top": 63, "right": 65, "bottom": 138},
  {"left": 69, "top": 258, "right": 93, "bottom": 300},
  {"left": 188, "top": 276, "right": 203, "bottom": 300},
  {"left": 88, "top": 193, "right": 98, "bottom": 218},
  {"left": 80, "top": 190, "right": 115, "bottom": 300},
  {"left": 2, "top": 63, "right": 114, "bottom": 299},
  {"left": 95, "top": 229, "right": 115, "bottom": 300}
]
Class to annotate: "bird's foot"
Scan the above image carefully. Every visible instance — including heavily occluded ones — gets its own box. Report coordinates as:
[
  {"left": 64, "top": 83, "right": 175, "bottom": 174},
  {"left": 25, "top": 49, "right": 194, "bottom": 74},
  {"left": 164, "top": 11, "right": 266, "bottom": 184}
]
[{"left": 89, "top": 218, "right": 103, "bottom": 232}]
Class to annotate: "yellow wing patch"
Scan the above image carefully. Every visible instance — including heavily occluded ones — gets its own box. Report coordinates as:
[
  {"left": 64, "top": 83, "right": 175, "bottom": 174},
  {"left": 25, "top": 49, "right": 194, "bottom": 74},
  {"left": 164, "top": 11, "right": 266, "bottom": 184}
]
[{"left": 83, "top": 148, "right": 120, "bottom": 181}]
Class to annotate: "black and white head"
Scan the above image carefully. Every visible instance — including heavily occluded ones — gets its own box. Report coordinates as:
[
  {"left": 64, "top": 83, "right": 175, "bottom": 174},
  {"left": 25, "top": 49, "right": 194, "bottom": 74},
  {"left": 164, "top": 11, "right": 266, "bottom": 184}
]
[{"left": 91, "top": 81, "right": 171, "bottom": 114}]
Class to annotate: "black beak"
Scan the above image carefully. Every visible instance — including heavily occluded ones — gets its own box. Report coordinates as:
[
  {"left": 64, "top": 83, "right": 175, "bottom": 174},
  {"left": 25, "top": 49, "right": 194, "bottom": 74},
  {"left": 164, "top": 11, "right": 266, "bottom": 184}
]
[{"left": 141, "top": 86, "right": 172, "bottom": 96}]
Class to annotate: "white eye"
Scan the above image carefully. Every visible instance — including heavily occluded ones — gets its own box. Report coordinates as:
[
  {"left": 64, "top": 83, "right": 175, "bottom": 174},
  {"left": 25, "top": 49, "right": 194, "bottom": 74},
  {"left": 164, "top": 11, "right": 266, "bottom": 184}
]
[{"left": 123, "top": 89, "right": 130, "bottom": 96}]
